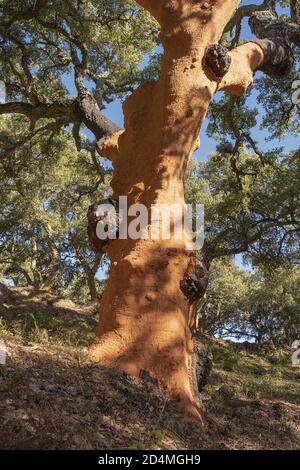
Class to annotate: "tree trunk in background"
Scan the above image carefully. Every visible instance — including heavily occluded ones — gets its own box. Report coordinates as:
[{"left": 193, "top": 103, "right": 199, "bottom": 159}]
[
  {"left": 72, "top": 236, "right": 102, "bottom": 305},
  {"left": 84, "top": 262, "right": 101, "bottom": 305},
  {"left": 41, "top": 223, "right": 61, "bottom": 291},
  {"left": 86, "top": 272, "right": 100, "bottom": 305},
  {"left": 89, "top": 0, "right": 277, "bottom": 423}
]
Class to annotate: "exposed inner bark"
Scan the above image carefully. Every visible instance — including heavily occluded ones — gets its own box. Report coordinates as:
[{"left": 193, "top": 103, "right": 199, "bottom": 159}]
[
  {"left": 85, "top": 0, "right": 293, "bottom": 424},
  {"left": 87, "top": 0, "right": 243, "bottom": 424}
]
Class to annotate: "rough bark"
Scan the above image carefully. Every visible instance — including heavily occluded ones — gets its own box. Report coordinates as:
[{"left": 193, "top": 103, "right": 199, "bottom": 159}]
[
  {"left": 193, "top": 340, "right": 213, "bottom": 393},
  {"left": 73, "top": 91, "right": 120, "bottom": 144},
  {"left": 249, "top": 9, "right": 300, "bottom": 48}
]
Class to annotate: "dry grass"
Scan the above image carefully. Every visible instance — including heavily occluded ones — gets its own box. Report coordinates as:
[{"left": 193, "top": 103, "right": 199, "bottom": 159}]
[{"left": 0, "top": 285, "right": 299, "bottom": 450}]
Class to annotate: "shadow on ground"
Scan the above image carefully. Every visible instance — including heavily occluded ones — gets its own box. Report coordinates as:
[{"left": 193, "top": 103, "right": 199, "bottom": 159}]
[{"left": 0, "top": 285, "right": 299, "bottom": 450}]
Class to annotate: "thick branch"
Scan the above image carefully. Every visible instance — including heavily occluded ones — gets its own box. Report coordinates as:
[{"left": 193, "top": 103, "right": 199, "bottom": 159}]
[
  {"left": 206, "top": 38, "right": 293, "bottom": 96},
  {"left": 73, "top": 91, "right": 120, "bottom": 147},
  {"left": 252, "top": 38, "right": 293, "bottom": 77},
  {"left": 0, "top": 101, "right": 73, "bottom": 127},
  {"left": 0, "top": 95, "right": 120, "bottom": 151},
  {"left": 205, "top": 42, "right": 264, "bottom": 95},
  {"left": 249, "top": 10, "right": 300, "bottom": 47},
  {"left": 224, "top": 0, "right": 276, "bottom": 35}
]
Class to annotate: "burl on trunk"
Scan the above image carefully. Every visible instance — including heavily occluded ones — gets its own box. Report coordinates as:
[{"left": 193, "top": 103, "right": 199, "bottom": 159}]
[{"left": 88, "top": 0, "right": 285, "bottom": 423}]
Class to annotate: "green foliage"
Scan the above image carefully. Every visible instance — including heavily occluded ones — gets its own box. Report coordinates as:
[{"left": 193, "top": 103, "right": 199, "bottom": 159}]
[
  {"left": 0, "top": 289, "right": 98, "bottom": 347},
  {"left": 205, "top": 338, "right": 300, "bottom": 408},
  {"left": 0, "top": 0, "right": 159, "bottom": 105},
  {"left": 0, "top": 1, "right": 160, "bottom": 303},
  {"left": 1, "top": 1, "right": 299, "bottom": 339},
  {"left": 209, "top": 342, "right": 240, "bottom": 371},
  {"left": 152, "top": 429, "right": 165, "bottom": 444},
  {"left": 0, "top": 114, "right": 108, "bottom": 301},
  {"left": 185, "top": 147, "right": 300, "bottom": 265},
  {"left": 200, "top": 258, "right": 300, "bottom": 345}
]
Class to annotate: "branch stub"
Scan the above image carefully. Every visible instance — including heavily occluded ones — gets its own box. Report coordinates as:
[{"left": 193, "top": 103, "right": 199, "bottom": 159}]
[{"left": 204, "top": 44, "right": 232, "bottom": 79}]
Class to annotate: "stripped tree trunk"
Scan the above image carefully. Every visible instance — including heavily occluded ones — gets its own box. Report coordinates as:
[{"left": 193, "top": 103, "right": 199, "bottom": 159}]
[
  {"left": 86, "top": 0, "right": 292, "bottom": 423},
  {"left": 0, "top": 0, "right": 294, "bottom": 423}
]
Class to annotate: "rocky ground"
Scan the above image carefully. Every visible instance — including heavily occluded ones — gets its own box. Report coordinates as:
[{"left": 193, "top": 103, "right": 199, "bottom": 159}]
[{"left": 0, "top": 284, "right": 299, "bottom": 450}]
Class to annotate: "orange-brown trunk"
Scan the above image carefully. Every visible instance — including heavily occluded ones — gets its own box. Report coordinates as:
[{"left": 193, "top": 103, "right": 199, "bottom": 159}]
[{"left": 90, "top": 0, "right": 241, "bottom": 423}]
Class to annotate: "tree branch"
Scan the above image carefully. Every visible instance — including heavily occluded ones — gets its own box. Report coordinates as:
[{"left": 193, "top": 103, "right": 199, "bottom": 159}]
[
  {"left": 0, "top": 96, "right": 120, "bottom": 151},
  {"left": 0, "top": 101, "right": 73, "bottom": 124},
  {"left": 73, "top": 91, "right": 120, "bottom": 146},
  {"left": 205, "top": 42, "right": 265, "bottom": 95},
  {"left": 249, "top": 10, "right": 300, "bottom": 47},
  {"left": 205, "top": 36, "right": 293, "bottom": 96},
  {"left": 224, "top": 0, "right": 276, "bottom": 35},
  {"left": 3, "top": 0, "right": 50, "bottom": 27}
]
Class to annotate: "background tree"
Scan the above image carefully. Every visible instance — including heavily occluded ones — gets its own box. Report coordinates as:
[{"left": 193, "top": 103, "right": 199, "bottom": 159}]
[
  {"left": 199, "top": 258, "right": 300, "bottom": 345},
  {"left": 0, "top": 113, "right": 110, "bottom": 303},
  {"left": 185, "top": 147, "right": 300, "bottom": 267},
  {"left": 0, "top": 0, "right": 157, "bottom": 302}
]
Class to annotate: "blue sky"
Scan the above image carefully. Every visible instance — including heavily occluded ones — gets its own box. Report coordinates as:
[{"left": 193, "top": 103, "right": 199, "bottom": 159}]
[
  {"left": 98, "top": 1, "right": 298, "bottom": 274},
  {"left": 63, "top": 1, "right": 298, "bottom": 275},
  {"left": 100, "top": 0, "right": 298, "bottom": 162},
  {"left": 62, "top": 0, "right": 298, "bottom": 164}
]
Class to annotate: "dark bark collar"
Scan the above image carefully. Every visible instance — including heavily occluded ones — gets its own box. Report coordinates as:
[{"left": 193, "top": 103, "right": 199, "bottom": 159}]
[
  {"left": 254, "top": 38, "right": 294, "bottom": 77},
  {"left": 87, "top": 198, "right": 120, "bottom": 253},
  {"left": 204, "top": 44, "right": 232, "bottom": 79}
]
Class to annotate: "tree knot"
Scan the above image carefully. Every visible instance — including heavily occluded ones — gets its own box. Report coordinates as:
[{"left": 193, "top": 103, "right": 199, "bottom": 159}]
[
  {"left": 180, "top": 259, "right": 208, "bottom": 303},
  {"left": 87, "top": 198, "right": 120, "bottom": 253},
  {"left": 204, "top": 44, "right": 232, "bottom": 79}
]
